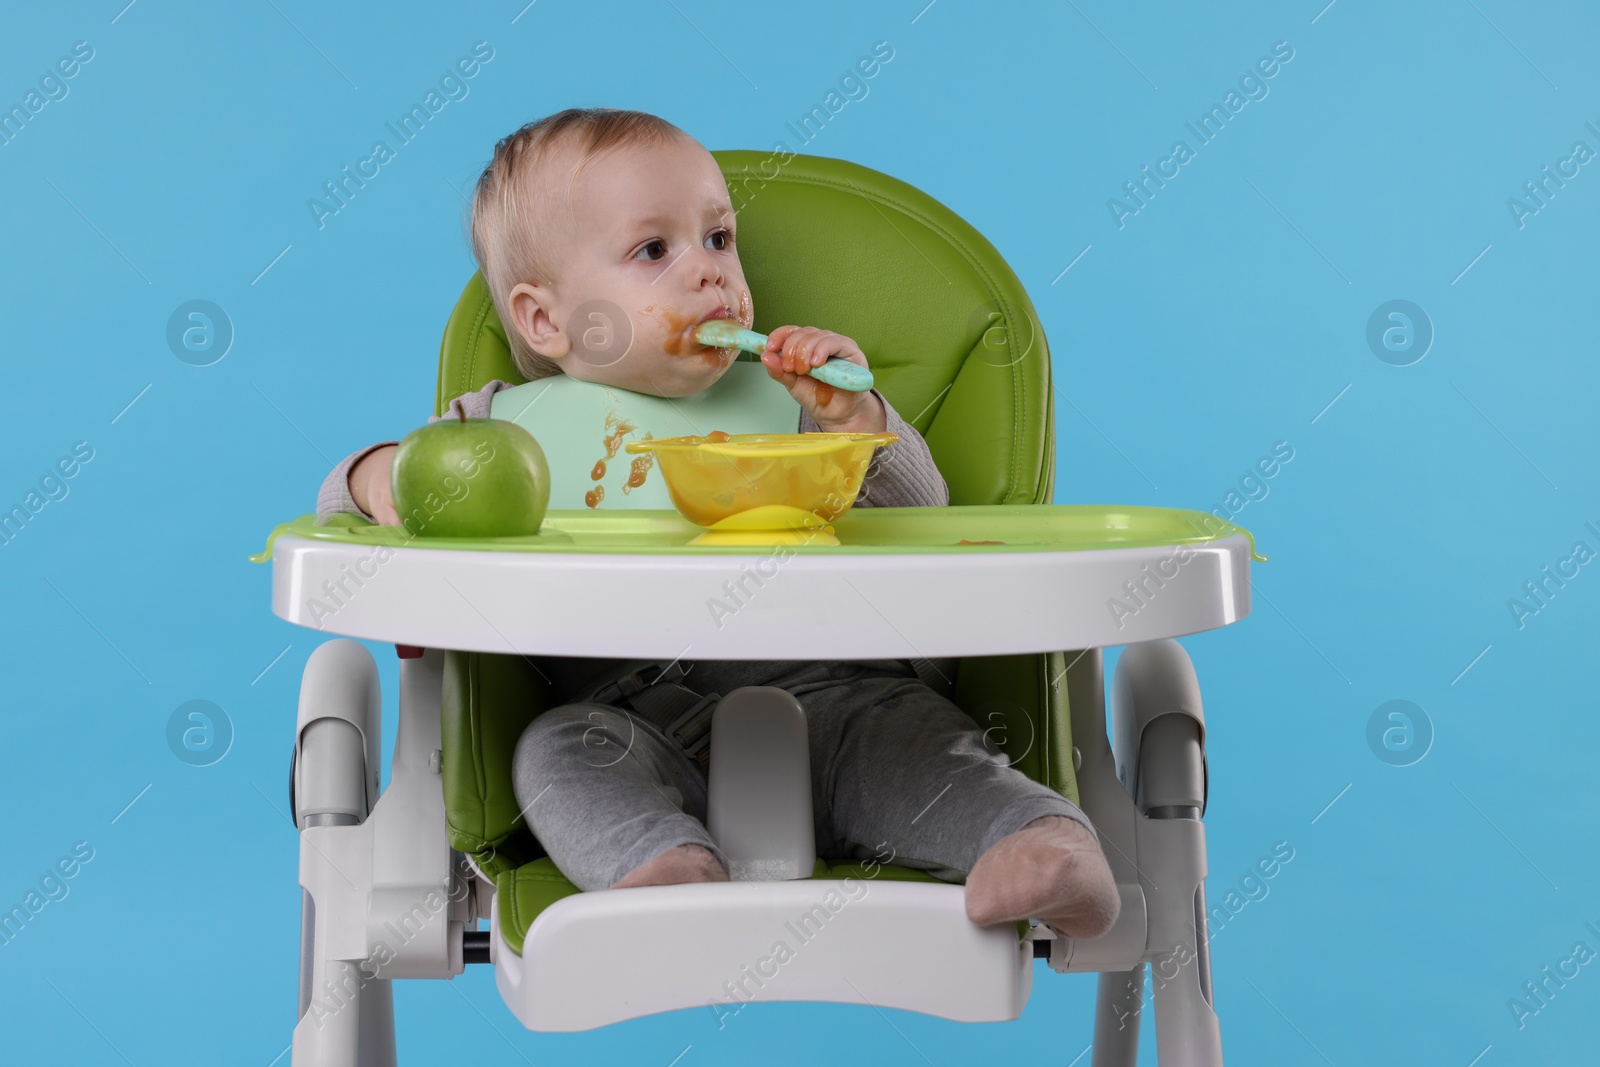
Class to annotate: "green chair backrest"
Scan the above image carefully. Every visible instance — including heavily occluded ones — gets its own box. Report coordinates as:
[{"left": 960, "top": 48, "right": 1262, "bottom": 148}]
[
  {"left": 437, "top": 150, "right": 1055, "bottom": 507},
  {"left": 438, "top": 151, "right": 1066, "bottom": 875}
]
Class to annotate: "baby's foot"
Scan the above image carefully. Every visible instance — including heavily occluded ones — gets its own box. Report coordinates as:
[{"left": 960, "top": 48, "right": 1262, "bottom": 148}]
[
  {"left": 610, "top": 843, "right": 729, "bottom": 889},
  {"left": 964, "top": 815, "right": 1120, "bottom": 939}
]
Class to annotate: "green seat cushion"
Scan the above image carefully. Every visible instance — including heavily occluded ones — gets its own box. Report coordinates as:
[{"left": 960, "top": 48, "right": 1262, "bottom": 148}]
[
  {"left": 441, "top": 651, "right": 550, "bottom": 878},
  {"left": 495, "top": 859, "right": 583, "bottom": 955}
]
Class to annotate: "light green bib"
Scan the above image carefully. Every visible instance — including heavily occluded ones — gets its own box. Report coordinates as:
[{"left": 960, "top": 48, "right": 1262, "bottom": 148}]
[{"left": 488, "top": 360, "right": 801, "bottom": 511}]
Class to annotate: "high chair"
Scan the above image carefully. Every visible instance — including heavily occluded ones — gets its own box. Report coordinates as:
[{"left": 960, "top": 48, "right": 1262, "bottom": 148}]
[{"left": 263, "top": 151, "right": 1255, "bottom": 1066}]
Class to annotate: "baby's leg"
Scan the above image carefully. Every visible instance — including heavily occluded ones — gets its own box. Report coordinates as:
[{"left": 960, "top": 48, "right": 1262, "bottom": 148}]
[
  {"left": 810, "top": 673, "right": 1118, "bottom": 938},
  {"left": 512, "top": 703, "right": 729, "bottom": 891}
]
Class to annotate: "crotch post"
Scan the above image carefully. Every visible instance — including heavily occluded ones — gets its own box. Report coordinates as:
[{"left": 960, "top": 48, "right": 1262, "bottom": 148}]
[{"left": 705, "top": 686, "right": 817, "bottom": 880}]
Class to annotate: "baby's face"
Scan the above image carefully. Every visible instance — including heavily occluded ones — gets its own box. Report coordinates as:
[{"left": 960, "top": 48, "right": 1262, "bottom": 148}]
[{"left": 516, "top": 136, "right": 755, "bottom": 397}]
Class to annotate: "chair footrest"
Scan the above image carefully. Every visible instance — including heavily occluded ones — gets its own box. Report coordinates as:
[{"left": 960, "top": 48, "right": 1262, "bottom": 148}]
[{"left": 491, "top": 879, "right": 1033, "bottom": 1031}]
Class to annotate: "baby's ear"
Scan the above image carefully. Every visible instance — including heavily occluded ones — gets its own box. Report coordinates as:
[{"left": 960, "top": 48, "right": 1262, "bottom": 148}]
[{"left": 507, "top": 282, "right": 566, "bottom": 358}]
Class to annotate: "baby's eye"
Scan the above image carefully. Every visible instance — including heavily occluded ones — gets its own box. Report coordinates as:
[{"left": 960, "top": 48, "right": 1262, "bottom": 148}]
[
  {"left": 633, "top": 239, "right": 667, "bottom": 262},
  {"left": 705, "top": 229, "right": 733, "bottom": 252}
]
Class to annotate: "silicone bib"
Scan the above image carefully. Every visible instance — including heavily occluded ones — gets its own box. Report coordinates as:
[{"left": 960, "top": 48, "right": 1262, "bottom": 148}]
[{"left": 487, "top": 361, "right": 801, "bottom": 512}]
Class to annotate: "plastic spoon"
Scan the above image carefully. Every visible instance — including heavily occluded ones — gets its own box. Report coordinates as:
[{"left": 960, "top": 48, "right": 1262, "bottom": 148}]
[{"left": 692, "top": 320, "right": 874, "bottom": 392}]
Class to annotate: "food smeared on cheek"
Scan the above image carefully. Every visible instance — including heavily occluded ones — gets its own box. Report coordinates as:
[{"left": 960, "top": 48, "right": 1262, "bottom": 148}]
[
  {"left": 648, "top": 304, "right": 734, "bottom": 367},
  {"left": 736, "top": 289, "right": 753, "bottom": 328},
  {"left": 649, "top": 304, "right": 694, "bottom": 356}
]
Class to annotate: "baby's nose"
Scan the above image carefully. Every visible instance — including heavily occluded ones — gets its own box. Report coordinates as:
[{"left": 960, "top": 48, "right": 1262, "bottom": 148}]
[{"left": 690, "top": 246, "right": 724, "bottom": 287}]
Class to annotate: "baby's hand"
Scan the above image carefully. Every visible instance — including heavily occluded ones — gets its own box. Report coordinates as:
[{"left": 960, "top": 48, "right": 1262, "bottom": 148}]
[
  {"left": 760, "top": 325, "right": 886, "bottom": 434},
  {"left": 350, "top": 445, "right": 402, "bottom": 526}
]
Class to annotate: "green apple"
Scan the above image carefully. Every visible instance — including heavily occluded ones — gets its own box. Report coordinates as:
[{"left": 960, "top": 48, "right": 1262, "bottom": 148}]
[{"left": 391, "top": 411, "right": 550, "bottom": 537}]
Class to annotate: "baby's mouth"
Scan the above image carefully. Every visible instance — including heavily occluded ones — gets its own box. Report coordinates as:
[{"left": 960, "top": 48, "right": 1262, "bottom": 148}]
[{"left": 685, "top": 304, "right": 738, "bottom": 352}]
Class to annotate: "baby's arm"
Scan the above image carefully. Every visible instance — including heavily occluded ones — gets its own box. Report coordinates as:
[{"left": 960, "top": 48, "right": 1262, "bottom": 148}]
[
  {"left": 798, "top": 392, "right": 948, "bottom": 508},
  {"left": 314, "top": 380, "right": 518, "bottom": 524}
]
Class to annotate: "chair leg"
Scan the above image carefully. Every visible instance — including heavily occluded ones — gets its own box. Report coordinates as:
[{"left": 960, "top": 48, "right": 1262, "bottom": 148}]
[
  {"left": 290, "top": 640, "right": 402, "bottom": 1067},
  {"left": 1149, "top": 909, "right": 1220, "bottom": 1067},
  {"left": 1093, "top": 964, "right": 1144, "bottom": 1066},
  {"left": 1140, "top": 830, "right": 1220, "bottom": 1067},
  {"left": 356, "top": 979, "right": 396, "bottom": 1067},
  {"left": 1144, "top": 792, "right": 1221, "bottom": 1066},
  {"left": 291, "top": 959, "right": 395, "bottom": 1067},
  {"left": 1114, "top": 642, "right": 1223, "bottom": 1067}
]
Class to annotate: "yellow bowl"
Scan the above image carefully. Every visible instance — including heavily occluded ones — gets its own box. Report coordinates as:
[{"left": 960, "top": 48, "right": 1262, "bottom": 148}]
[{"left": 624, "top": 432, "right": 897, "bottom": 528}]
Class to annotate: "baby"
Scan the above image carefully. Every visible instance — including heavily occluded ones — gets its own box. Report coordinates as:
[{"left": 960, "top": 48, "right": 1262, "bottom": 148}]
[{"left": 316, "top": 108, "right": 1120, "bottom": 940}]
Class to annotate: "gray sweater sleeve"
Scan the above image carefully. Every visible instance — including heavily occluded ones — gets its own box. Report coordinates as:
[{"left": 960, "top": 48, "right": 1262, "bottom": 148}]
[
  {"left": 314, "top": 380, "right": 516, "bottom": 524},
  {"left": 800, "top": 388, "right": 948, "bottom": 508},
  {"left": 316, "top": 379, "right": 947, "bottom": 522}
]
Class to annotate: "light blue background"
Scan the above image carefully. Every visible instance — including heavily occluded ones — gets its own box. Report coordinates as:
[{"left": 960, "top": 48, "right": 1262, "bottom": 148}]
[{"left": 2, "top": 1, "right": 1595, "bottom": 1064}]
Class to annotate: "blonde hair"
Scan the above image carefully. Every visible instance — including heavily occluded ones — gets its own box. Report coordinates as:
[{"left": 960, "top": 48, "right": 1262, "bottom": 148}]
[{"left": 471, "top": 108, "right": 691, "bottom": 381}]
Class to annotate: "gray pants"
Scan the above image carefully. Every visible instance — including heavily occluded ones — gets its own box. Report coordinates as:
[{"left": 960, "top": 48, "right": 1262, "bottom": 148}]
[{"left": 511, "top": 659, "right": 1092, "bottom": 892}]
